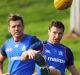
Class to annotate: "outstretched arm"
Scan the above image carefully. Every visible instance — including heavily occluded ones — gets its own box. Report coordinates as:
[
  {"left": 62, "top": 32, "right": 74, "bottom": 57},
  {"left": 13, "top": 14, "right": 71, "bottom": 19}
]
[
  {"left": 21, "top": 49, "right": 40, "bottom": 61},
  {"left": 21, "top": 42, "right": 43, "bottom": 61}
]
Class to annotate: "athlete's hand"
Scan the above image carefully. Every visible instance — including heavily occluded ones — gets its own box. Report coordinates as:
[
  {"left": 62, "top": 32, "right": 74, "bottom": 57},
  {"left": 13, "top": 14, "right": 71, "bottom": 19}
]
[
  {"left": 21, "top": 49, "right": 40, "bottom": 61},
  {"left": 32, "top": 72, "right": 37, "bottom": 75},
  {"left": 21, "top": 50, "right": 29, "bottom": 61}
]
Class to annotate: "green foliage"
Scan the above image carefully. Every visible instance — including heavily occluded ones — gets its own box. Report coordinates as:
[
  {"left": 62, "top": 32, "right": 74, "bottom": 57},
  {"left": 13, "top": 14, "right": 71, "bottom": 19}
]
[
  {"left": 0, "top": 0, "right": 79, "bottom": 74},
  {"left": 0, "top": 0, "right": 70, "bottom": 43}
]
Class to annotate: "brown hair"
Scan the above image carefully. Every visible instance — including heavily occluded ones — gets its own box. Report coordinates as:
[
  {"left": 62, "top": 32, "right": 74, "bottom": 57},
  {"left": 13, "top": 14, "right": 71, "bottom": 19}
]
[
  {"left": 49, "top": 21, "right": 65, "bottom": 32},
  {"left": 8, "top": 13, "right": 24, "bottom": 27}
]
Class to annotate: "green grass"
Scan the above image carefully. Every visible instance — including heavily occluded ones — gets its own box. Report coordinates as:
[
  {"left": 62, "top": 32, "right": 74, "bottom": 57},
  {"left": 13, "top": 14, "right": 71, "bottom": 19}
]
[{"left": 0, "top": 0, "right": 80, "bottom": 74}]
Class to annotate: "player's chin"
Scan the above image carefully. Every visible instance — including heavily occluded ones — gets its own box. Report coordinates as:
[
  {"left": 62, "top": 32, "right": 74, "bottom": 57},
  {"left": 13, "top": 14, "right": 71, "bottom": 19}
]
[
  {"left": 14, "top": 34, "right": 22, "bottom": 37},
  {"left": 54, "top": 40, "right": 60, "bottom": 44}
]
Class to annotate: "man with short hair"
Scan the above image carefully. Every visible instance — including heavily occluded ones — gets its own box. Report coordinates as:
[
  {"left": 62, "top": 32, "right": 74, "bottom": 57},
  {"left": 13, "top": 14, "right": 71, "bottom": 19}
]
[
  {"left": 0, "top": 14, "right": 40, "bottom": 75},
  {"left": 21, "top": 21, "right": 79, "bottom": 75}
]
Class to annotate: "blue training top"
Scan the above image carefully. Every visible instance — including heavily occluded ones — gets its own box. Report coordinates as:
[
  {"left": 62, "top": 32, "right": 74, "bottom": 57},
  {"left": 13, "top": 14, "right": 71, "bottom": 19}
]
[
  {"left": 1, "top": 34, "right": 40, "bottom": 75},
  {"left": 31, "top": 40, "right": 74, "bottom": 75}
]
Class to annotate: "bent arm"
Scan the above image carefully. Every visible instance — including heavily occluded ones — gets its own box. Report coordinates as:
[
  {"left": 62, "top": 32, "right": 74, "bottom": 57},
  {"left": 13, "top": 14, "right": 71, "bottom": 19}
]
[
  {"left": 68, "top": 65, "right": 80, "bottom": 75},
  {"left": 66, "top": 48, "right": 79, "bottom": 75}
]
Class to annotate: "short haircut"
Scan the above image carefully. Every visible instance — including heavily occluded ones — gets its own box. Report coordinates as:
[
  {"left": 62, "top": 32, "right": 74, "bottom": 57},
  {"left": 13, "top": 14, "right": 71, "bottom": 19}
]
[
  {"left": 48, "top": 21, "right": 65, "bottom": 32},
  {"left": 8, "top": 13, "right": 24, "bottom": 27}
]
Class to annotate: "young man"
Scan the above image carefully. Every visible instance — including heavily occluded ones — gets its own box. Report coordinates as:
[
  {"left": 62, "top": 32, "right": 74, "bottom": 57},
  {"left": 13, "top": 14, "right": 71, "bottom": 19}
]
[
  {"left": 0, "top": 14, "right": 40, "bottom": 75},
  {"left": 21, "top": 21, "right": 79, "bottom": 75}
]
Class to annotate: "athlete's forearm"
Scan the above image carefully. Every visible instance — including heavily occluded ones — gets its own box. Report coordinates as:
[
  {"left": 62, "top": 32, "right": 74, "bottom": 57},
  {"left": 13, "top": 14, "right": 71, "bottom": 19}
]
[
  {"left": 49, "top": 66, "right": 61, "bottom": 75},
  {"left": 0, "top": 62, "right": 10, "bottom": 75},
  {"left": 68, "top": 65, "right": 80, "bottom": 75},
  {"left": 0, "top": 62, "right": 3, "bottom": 75},
  {"left": 0, "top": 54, "right": 7, "bottom": 75}
]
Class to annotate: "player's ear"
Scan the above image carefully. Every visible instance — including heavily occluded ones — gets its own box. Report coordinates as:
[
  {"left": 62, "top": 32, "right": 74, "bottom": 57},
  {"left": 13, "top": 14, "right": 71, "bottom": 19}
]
[
  {"left": 8, "top": 26, "right": 10, "bottom": 33},
  {"left": 48, "top": 29, "right": 50, "bottom": 35}
]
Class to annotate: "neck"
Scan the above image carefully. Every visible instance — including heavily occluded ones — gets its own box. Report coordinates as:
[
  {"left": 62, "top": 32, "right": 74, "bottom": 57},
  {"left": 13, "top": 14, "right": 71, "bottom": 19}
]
[
  {"left": 13, "top": 34, "right": 25, "bottom": 42},
  {"left": 48, "top": 39, "right": 60, "bottom": 44}
]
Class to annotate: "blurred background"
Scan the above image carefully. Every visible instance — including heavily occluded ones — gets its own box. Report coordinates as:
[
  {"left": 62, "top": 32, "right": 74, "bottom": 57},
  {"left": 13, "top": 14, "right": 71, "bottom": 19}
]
[{"left": 0, "top": 0, "right": 80, "bottom": 74}]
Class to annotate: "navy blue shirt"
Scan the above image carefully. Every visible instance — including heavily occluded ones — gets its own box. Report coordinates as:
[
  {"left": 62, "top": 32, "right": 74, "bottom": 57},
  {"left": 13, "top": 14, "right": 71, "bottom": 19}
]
[{"left": 31, "top": 41, "right": 74, "bottom": 75}]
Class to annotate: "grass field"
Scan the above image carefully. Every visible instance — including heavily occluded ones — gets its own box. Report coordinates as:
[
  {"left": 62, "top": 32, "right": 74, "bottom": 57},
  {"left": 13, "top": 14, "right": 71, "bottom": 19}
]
[{"left": 0, "top": 0, "right": 80, "bottom": 74}]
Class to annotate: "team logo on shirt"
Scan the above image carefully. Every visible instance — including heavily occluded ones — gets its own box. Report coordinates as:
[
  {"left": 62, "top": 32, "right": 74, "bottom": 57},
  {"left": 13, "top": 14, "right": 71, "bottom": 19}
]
[
  {"left": 21, "top": 45, "right": 26, "bottom": 51},
  {"left": 14, "top": 44, "right": 18, "bottom": 48},
  {"left": 58, "top": 51, "right": 63, "bottom": 56}
]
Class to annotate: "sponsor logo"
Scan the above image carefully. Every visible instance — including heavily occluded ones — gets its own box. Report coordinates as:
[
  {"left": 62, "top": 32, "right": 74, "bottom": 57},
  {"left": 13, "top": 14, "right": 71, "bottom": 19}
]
[
  {"left": 21, "top": 45, "right": 26, "bottom": 51},
  {"left": 11, "top": 56, "right": 21, "bottom": 61},
  {"left": 6, "top": 48, "right": 13, "bottom": 52},
  {"left": 48, "top": 57, "right": 65, "bottom": 63}
]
